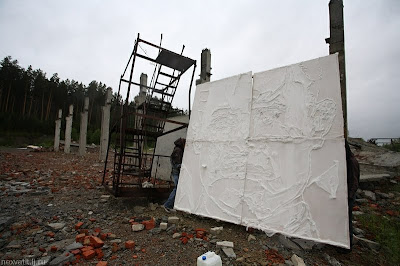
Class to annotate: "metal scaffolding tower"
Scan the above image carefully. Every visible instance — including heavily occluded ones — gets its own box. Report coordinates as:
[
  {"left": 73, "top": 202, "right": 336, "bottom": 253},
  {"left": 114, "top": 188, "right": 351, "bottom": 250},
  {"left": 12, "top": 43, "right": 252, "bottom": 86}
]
[{"left": 103, "top": 34, "right": 196, "bottom": 197}]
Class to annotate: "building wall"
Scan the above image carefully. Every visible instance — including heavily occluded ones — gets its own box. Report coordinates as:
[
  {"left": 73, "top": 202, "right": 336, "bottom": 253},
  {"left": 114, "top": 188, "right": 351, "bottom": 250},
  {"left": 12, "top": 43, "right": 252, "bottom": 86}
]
[{"left": 152, "top": 115, "right": 189, "bottom": 181}]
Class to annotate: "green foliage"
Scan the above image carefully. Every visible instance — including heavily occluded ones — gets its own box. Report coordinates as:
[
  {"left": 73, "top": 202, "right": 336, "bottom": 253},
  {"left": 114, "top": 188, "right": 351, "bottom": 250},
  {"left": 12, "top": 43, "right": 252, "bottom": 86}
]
[
  {"left": 382, "top": 139, "right": 400, "bottom": 152},
  {"left": 88, "top": 128, "right": 101, "bottom": 145},
  {"left": 358, "top": 213, "right": 400, "bottom": 265},
  {"left": 71, "top": 128, "right": 79, "bottom": 142}
]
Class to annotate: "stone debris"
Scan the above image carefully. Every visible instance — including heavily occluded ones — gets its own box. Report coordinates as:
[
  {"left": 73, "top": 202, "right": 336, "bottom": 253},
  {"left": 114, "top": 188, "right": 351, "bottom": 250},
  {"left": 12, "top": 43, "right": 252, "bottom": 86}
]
[
  {"left": 248, "top": 234, "right": 256, "bottom": 242},
  {"left": 149, "top": 202, "right": 158, "bottom": 211},
  {"left": 292, "top": 238, "right": 318, "bottom": 250},
  {"left": 133, "top": 206, "right": 145, "bottom": 214},
  {"left": 172, "top": 233, "right": 181, "bottom": 239},
  {"left": 353, "top": 235, "right": 381, "bottom": 251},
  {"left": 352, "top": 211, "right": 364, "bottom": 216},
  {"left": 222, "top": 247, "right": 236, "bottom": 258},
  {"left": 323, "top": 253, "right": 342, "bottom": 266},
  {"left": 278, "top": 235, "right": 301, "bottom": 251},
  {"left": 160, "top": 222, "right": 168, "bottom": 230},
  {"left": 49, "top": 251, "right": 74, "bottom": 265},
  {"left": 210, "top": 226, "right": 223, "bottom": 234},
  {"left": 216, "top": 241, "right": 234, "bottom": 248},
  {"left": 362, "top": 190, "right": 376, "bottom": 201},
  {"left": 168, "top": 216, "right": 179, "bottom": 224},
  {"left": 48, "top": 222, "right": 66, "bottom": 230},
  {"left": 132, "top": 223, "right": 145, "bottom": 232},
  {"left": 291, "top": 254, "right": 306, "bottom": 266}
]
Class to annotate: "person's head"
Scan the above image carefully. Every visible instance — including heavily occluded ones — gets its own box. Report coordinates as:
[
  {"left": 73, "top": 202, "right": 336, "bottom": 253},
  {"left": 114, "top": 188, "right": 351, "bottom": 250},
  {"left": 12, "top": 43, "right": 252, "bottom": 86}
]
[{"left": 174, "top": 138, "right": 186, "bottom": 148}]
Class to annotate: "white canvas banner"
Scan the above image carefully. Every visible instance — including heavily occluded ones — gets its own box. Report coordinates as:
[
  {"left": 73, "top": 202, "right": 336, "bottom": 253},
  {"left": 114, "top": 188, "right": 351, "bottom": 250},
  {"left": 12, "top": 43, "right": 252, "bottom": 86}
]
[{"left": 175, "top": 54, "right": 349, "bottom": 248}]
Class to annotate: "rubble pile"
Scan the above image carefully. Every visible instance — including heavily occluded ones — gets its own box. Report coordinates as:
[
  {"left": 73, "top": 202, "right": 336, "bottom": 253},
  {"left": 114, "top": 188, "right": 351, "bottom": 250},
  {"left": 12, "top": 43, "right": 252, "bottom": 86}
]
[{"left": 0, "top": 144, "right": 399, "bottom": 265}]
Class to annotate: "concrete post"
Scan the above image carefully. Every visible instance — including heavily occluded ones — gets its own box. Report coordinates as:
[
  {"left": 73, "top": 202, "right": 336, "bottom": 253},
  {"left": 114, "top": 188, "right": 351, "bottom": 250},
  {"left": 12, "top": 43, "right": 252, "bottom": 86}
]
[
  {"left": 196, "top": 49, "right": 212, "bottom": 85},
  {"left": 100, "top": 88, "right": 112, "bottom": 161},
  {"left": 54, "top": 109, "right": 62, "bottom": 152},
  {"left": 79, "top": 97, "right": 89, "bottom": 156},
  {"left": 136, "top": 73, "right": 147, "bottom": 106},
  {"left": 326, "top": 0, "right": 347, "bottom": 138},
  {"left": 64, "top": 104, "right": 74, "bottom": 154}
]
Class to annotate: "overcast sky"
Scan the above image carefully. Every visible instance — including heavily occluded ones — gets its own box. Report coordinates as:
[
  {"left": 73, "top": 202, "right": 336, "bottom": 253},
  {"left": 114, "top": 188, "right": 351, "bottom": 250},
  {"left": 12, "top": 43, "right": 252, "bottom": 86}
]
[{"left": 0, "top": 0, "right": 399, "bottom": 140}]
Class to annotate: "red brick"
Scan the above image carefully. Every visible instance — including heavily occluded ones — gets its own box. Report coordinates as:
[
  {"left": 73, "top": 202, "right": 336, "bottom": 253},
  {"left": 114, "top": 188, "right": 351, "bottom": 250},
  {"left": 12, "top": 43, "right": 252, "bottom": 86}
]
[
  {"left": 125, "top": 240, "right": 135, "bottom": 249},
  {"left": 82, "top": 250, "right": 95, "bottom": 260},
  {"left": 181, "top": 237, "right": 188, "bottom": 244},
  {"left": 39, "top": 247, "right": 46, "bottom": 253},
  {"left": 141, "top": 248, "right": 146, "bottom": 253},
  {"left": 71, "top": 249, "right": 80, "bottom": 255},
  {"left": 112, "top": 243, "right": 119, "bottom": 253},
  {"left": 89, "top": 218, "right": 96, "bottom": 222},
  {"left": 99, "top": 233, "right": 107, "bottom": 241},
  {"left": 79, "top": 229, "right": 89, "bottom": 235},
  {"left": 97, "top": 251, "right": 104, "bottom": 259},
  {"left": 111, "top": 255, "right": 117, "bottom": 260},
  {"left": 132, "top": 255, "right": 138, "bottom": 259},
  {"left": 141, "top": 219, "right": 155, "bottom": 230},
  {"left": 76, "top": 233, "right": 85, "bottom": 243},
  {"left": 47, "top": 232, "right": 55, "bottom": 238},
  {"left": 196, "top": 230, "right": 205, "bottom": 239},
  {"left": 50, "top": 246, "right": 58, "bottom": 252},
  {"left": 80, "top": 246, "right": 94, "bottom": 253},
  {"left": 75, "top": 222, "right": 84, "bottom": 230},
  {"left": 90, "top": 236, "right": 104, "bottom": 248},
  {"left": 96, "top": 262, "right": 107, "bottom": 266}
]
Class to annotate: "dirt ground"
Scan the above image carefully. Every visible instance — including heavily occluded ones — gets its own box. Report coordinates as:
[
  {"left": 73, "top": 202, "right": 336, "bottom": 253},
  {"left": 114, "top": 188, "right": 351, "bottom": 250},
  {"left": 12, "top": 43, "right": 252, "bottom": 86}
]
[{"left": 0, "top": 147, "right": 399, "bottom": 265}]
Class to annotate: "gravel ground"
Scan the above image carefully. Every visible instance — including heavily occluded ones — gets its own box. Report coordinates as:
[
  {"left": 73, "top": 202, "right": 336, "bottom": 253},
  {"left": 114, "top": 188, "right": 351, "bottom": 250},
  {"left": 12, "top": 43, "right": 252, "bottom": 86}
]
[{"left": 0, "top": 148, "right": 399, "bottom": 265}]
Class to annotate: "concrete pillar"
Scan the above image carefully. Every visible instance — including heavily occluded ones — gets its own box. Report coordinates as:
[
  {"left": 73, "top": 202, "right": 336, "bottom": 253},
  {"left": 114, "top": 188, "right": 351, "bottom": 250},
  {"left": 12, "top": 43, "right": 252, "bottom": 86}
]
[
  {"left": 79, "top": 97, "right": 89, "bottom": 156},
  {"left": 136, "top": 73, "right": 147, "bottom": 106},
  {"left": 54, "top": 109, "right": 62, "bottom": 152},
  {"left": 100, "top": 88, "right": 112, "bottom": 161},
  {"left": 140, "top": 73, "right": 147, "bottom": 95},
  {"left": 64, "top": 104, "right": 74, "bottom": 154},
  {"left": 196, "top": 49, "right": 212, "bottom": 85},
  {"left": 326, "top": 0, "right": 347, "bottom": 138}
]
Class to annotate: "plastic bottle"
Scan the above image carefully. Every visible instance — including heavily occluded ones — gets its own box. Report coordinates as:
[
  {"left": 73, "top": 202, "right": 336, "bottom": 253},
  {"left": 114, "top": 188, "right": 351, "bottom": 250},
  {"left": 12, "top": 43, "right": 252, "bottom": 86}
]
[{"left": 196, "top": 251, "right": 222, "bottom": 266}]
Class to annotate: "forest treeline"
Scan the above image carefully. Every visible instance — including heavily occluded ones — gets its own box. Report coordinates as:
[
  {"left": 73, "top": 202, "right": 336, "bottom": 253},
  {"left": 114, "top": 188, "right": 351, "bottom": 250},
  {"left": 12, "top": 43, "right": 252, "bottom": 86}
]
[{"left": 0, "top": 56, "right": 185, "bottom": 146}]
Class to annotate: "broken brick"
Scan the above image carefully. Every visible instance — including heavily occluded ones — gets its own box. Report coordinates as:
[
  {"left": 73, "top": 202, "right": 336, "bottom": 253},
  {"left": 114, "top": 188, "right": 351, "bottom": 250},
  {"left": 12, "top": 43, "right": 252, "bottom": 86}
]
[
  {"left": 132, "top": 255, "right": 138, "bottom": 259},
  {"left": 94, "top": 227, "right": 101, "bottom": 233},
  {"left": 196, "top": 230, "right": 205, "bottom": 239},
  {"left": 82, "top": 249, "right": 95, "bottom": 260},
  {"left": 97, "top": 251, "right": 104, "bottom": 259},
  {"left": 142, "top": 219, "right": 155, "bottom": 230},
  {"left": 141, "top": 248, "right": 146, "bottom": 253},
  {"left": 71, "top": 249, "right": 81, "bottom": 255},
  {"left": 75, "top": 222, "right": 84, "bottom": 230},
  {"left": 99, "top": 233, "right": 107, "bottom": 241},
  {"left": 89, "top": 218, "right": 96, "bottom": 222},
  {"left": 50, "top": 246, "right": 58, "bottom": 252},
  {"left": 80, "top": 246, "right": 94, "bottom": 253},
  {"left": 111, "top": 255, "right": 117, "bottom": 260},
  {"left": 46, "top": 232, "right": 55, "bottom": 238},
  {"left": 112, "top": 243, "right": 119, "bottom": 253},
  {"left": 39, "top": 247, "right": 46, "bottom": 253},
  {"left": 181, "top": 237, "right": 188, "bottom": 244},
  {"left": 125, "top": 240, "right": 135, "bottom": 249},
  {"left": 96, "top": 262, "right": 107, "bottom": 266},
  {"left": 79, "top": 229, "right": 89, "bottom": 235},
  {"left": 90, "top": 236, "right": 104, "bottom": 248},
  {"left": 76, "top": 233, "right": 85, "bottom": 243}
]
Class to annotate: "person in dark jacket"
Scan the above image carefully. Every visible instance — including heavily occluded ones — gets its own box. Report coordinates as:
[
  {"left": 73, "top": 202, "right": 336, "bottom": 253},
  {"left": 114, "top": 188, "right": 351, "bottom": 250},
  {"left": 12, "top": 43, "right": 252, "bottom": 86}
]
[
  {"left": 163, "top": 138, "right": 186, "bottom": 212},
  {"left": 345, "top": 140, "right": 360, "bottom": 251}
]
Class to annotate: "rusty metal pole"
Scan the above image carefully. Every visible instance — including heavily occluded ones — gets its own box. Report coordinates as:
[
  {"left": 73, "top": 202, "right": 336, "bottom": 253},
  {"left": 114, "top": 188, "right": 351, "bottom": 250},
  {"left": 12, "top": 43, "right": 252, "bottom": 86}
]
[{"left": 326, "top": 0, "right": 347, "bottom": 138}]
